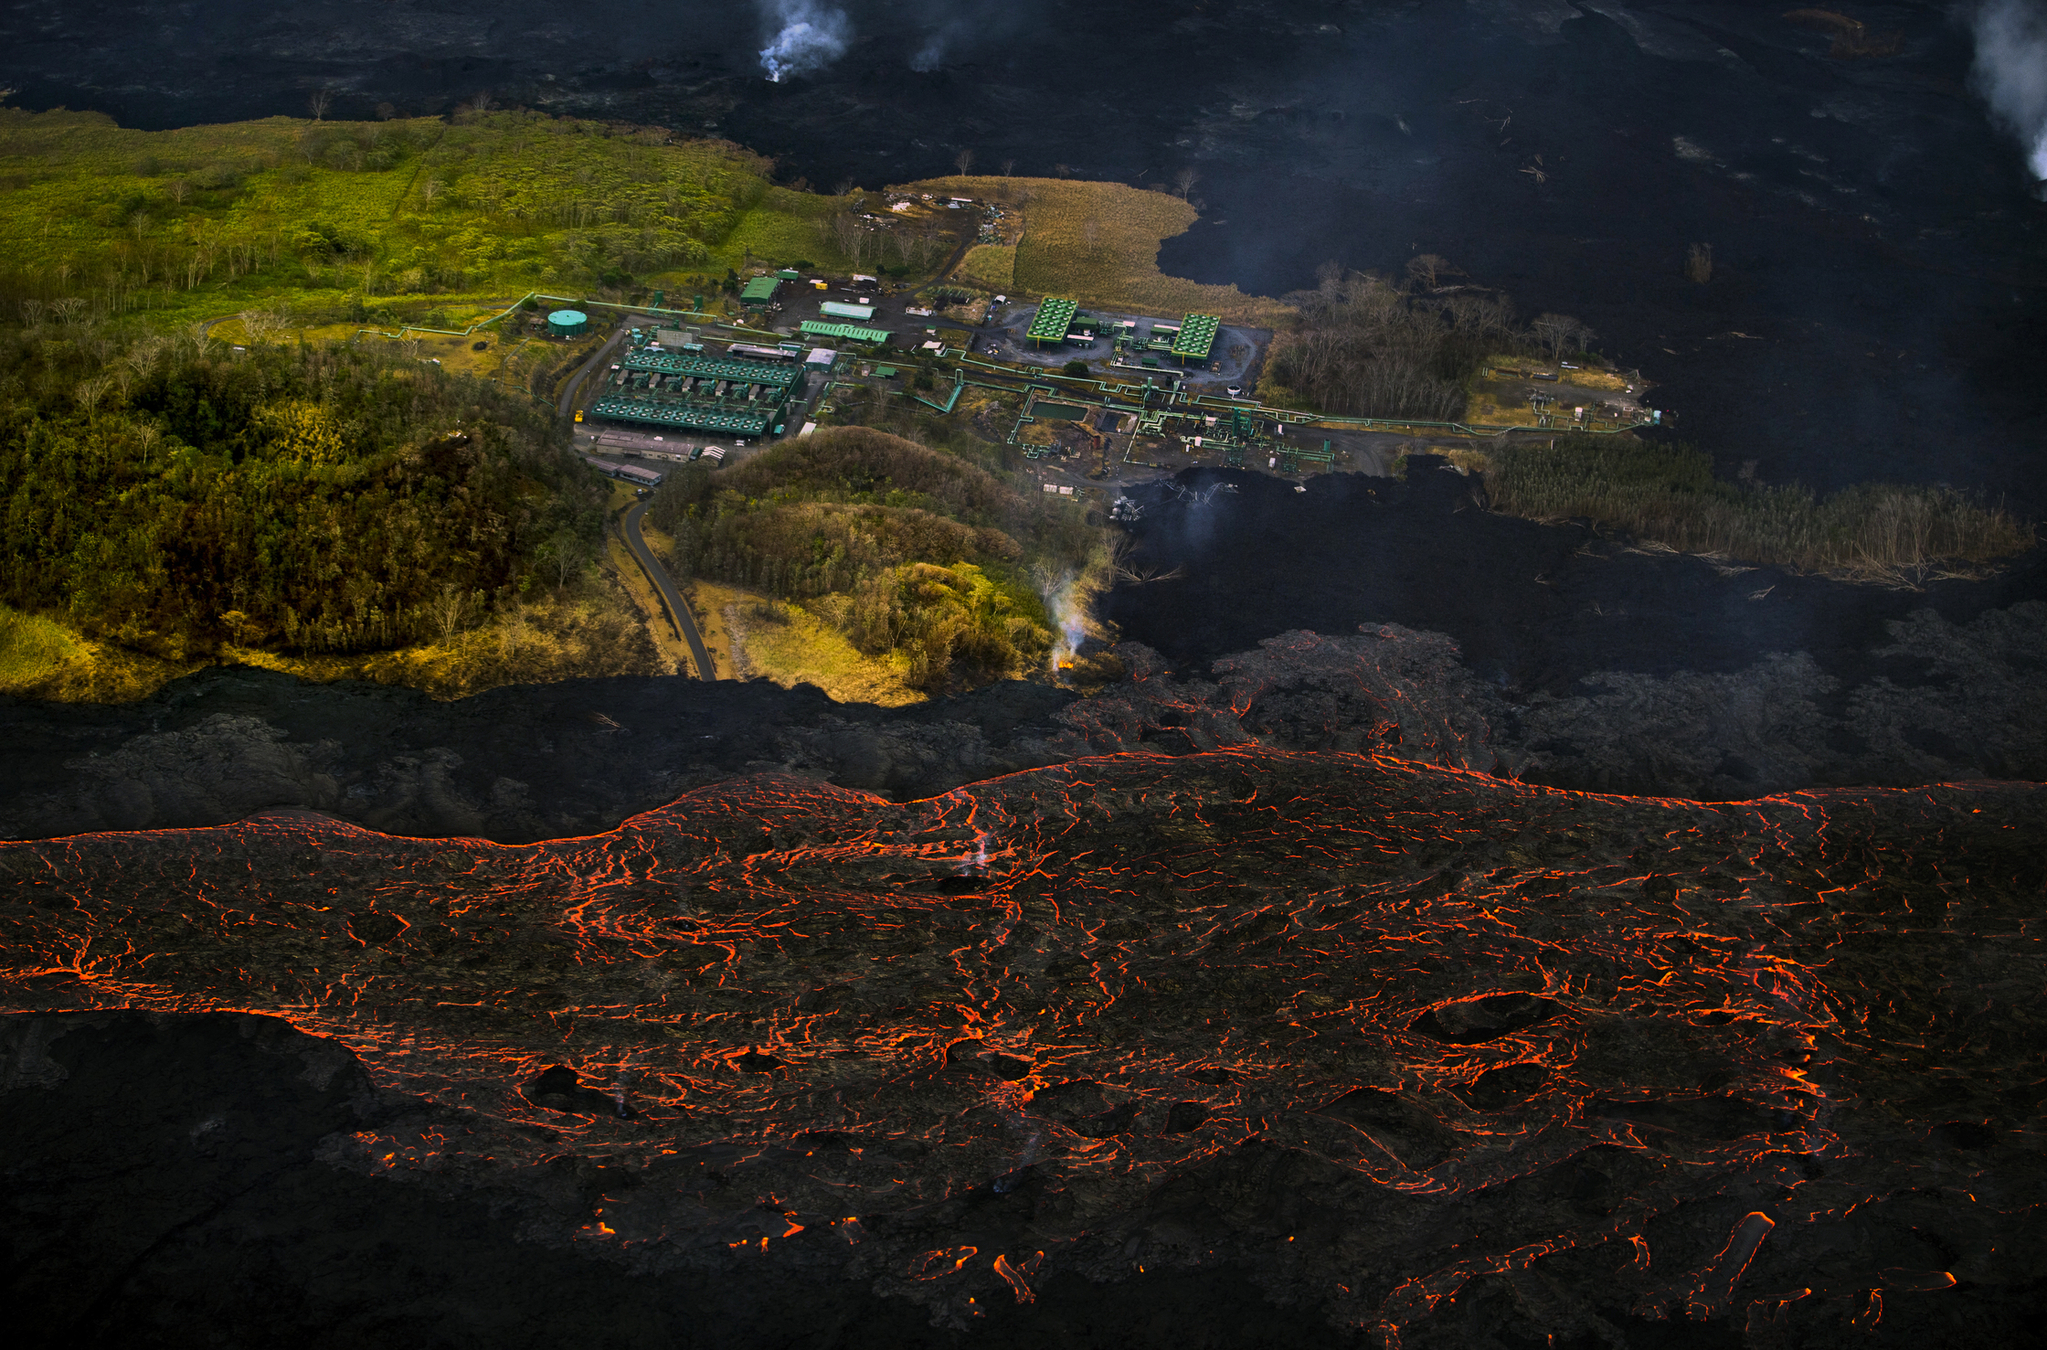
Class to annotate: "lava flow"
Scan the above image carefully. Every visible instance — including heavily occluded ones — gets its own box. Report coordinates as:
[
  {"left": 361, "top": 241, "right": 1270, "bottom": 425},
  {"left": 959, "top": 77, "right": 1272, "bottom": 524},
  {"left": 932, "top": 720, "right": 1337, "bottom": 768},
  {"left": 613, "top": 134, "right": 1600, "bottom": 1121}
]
[{"left": 3, "top": 748, "right": 2042, "bottom": 1344}]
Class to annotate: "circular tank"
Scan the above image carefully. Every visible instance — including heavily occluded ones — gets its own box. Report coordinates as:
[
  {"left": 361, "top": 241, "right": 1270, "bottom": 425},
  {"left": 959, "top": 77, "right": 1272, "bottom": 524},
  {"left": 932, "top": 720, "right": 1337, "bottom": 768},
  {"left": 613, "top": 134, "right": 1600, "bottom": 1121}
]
[{"left": 546, "top": 308, "right": 588, "bottom": 337}]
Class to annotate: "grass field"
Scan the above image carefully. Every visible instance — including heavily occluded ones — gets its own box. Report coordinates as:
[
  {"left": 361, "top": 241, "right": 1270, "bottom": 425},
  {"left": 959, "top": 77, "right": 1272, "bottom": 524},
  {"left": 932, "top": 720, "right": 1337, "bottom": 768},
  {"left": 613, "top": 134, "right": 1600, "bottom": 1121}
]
[
  {"left": 900, "top": 175, "right": 1291, "bottom": 325},
  {"left": 0, "top": 107, "right": 867, "bottom": 331}
]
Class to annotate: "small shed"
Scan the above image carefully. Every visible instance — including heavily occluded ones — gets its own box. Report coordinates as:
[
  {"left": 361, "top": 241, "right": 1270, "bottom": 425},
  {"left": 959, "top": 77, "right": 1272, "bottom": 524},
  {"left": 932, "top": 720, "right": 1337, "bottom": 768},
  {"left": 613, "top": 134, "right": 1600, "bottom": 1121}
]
[
  {"left": 547, "top": 308, "right": 588, "bottom": 337},
  {"left": 805, "top": 348, "right": 838, "bottom": 369},
  {"left": 775, "top": 268, "right": 801, "bottom": 281}
]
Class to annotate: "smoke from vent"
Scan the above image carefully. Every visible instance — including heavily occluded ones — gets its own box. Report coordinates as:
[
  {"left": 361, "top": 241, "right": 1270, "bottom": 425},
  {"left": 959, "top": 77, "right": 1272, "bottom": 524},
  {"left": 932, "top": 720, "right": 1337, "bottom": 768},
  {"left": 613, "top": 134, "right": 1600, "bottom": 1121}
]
[
  {"left": 1969, "top": 0, "right": 2047, "bottom": 182},
  {"left": 757, "top": 0, "right": 851, "bottom": 83}
]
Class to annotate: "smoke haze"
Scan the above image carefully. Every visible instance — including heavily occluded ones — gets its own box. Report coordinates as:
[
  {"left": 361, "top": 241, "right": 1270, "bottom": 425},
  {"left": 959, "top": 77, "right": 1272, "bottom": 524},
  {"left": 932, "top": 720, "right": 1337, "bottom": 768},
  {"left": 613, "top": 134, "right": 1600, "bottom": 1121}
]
[
  {"left": 757, "top": 0, "right": 850, "bottom": 82},
  {"left": 1969, "top": 0, "right": 2047, "bottom": 180}
]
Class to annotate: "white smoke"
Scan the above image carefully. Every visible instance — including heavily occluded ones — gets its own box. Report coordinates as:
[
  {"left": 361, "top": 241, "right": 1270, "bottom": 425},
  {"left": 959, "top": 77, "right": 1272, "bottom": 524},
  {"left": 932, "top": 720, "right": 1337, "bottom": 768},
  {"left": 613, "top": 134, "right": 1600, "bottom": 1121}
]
[
  {"left": 909, "top": 32, "right": 950, "bottom": 72},
  {"left": 1969, "top": 0, "right": 2047, "bottom": 181},
  {"left": 758, "top": 0, "right": 851, "bottom": 83}
]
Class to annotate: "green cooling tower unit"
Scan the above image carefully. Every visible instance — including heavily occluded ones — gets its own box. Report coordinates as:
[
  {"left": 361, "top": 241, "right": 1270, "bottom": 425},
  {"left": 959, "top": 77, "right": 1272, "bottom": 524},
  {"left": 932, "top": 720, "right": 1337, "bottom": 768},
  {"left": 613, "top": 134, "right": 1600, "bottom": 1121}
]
[
  {"left": 1026, "top": 297, "right": 1079, "bottom": 347},
  {"left": 547, "top": 308, "right": 588, "bottom": 337}
]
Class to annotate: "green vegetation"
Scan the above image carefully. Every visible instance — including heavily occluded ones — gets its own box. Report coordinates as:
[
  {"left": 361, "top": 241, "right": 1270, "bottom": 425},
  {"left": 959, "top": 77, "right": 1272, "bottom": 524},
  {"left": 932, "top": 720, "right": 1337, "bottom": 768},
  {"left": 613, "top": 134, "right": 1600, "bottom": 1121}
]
[
  {"left": 1479, "top": 436, "right": 2033, "bottom": 577},
  {"left": 647, "top": 427, "right": 1096, "bottom": 691},
  {"left": 0, "top": 326, "right": 603, "bottom": 660},
  {"left": 0, "top": 107, "right": 876, "bottom": 328}
]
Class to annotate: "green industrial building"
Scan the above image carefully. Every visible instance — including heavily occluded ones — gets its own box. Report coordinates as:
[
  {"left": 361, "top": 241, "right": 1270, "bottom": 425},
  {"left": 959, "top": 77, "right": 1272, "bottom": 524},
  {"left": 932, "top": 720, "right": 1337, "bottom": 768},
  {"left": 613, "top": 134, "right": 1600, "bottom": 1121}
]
[
  {"left": 1171, "top": 313, "right": 1221, "bottom": 363},
  {"left": 1026, "top": 297, "right": 1080, "bottom": 346},
  {"left": 592, "top": 347, "right": 805, "bottom": 439},
  {"left": 799, "top": 319, "right": 891, "bottom": 344},
  {"left": 739, "top": 275, "right": 782, "bottom": 305}
]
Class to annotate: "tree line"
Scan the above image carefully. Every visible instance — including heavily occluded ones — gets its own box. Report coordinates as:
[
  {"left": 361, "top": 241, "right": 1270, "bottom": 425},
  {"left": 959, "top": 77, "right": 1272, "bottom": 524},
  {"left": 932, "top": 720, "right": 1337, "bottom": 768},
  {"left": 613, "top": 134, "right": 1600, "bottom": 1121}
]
[{"left": 1261, "top": 259, "right": 1594, "bottom": 422}]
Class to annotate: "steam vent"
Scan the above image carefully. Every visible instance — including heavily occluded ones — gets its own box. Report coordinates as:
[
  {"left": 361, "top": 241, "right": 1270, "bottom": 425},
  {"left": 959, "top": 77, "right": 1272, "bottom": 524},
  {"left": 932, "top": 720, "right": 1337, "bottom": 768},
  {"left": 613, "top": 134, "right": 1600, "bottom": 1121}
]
[{"left": 6, "top": 749, "right": 2044, "bottom": 1345}]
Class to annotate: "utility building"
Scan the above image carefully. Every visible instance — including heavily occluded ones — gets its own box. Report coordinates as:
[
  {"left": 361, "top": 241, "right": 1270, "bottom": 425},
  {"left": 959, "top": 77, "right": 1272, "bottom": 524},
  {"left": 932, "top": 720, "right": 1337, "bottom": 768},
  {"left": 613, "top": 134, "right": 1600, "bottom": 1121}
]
[
  {"left": 593, "top": 346, "right": 806, "bottom": 439},
  {"left": 739, "top": 275, "right": 782, "bottom": 305}
]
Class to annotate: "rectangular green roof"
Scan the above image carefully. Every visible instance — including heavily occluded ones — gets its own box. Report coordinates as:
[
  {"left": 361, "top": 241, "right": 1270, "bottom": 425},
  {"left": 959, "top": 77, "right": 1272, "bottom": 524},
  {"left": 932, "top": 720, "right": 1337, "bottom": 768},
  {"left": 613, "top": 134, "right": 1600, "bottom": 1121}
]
[
  {"left": 1170, "top": 314, "right": 1221, "bottom": 361},
  {"left": 740, "top": 275, "right": 781, "bottom": 302},
  {"left": 800, "top": 319, "right": 891, "bottom": 343},
  {"left": 592, "top": 396, "right": 773, "bottom": 436},
  {"left": 624, "top": 350, "right": 799, "bottom": 388},
  {"left": 1026, "top": 297, "right": 1078, "bottom": 344}
]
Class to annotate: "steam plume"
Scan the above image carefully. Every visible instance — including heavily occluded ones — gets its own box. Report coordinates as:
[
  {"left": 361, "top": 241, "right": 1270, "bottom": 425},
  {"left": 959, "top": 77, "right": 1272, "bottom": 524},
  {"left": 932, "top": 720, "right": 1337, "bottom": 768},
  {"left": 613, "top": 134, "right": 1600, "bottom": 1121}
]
[
  {"left": 1969, "top": 0, "right": 2047, "bottom": 181},
  {"left": 758, "top": 0, "right": 851, "bottom": 83}
]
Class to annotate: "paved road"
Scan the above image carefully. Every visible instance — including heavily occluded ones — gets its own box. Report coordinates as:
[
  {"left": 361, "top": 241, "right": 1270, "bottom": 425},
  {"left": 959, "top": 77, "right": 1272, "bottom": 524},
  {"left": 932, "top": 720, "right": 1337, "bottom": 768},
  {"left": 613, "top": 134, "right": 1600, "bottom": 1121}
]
[
  {"left": 558, "top": 325, "right": 633, "bottom": 418},
  {"left": 622, "top": 500, "right": 716, "bottom": 681}
]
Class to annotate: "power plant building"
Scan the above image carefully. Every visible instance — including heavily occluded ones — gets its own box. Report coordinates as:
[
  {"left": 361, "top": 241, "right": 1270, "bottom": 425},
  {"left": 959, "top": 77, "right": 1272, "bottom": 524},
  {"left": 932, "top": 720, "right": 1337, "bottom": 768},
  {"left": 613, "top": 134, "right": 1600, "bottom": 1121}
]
[{"left": 592, "top": 346, "right": 806, "bottom": 439}]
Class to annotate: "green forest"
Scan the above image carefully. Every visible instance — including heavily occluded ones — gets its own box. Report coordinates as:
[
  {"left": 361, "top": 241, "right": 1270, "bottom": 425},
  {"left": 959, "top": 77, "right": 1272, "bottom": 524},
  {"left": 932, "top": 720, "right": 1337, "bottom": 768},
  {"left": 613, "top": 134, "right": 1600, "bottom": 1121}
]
[
  {"left": 0, "top": 327, "right": 601, "bottom": 659},
  {"left": 648, "top": 427, "right": 1099, "bottom": 690},
  {"left": 0, "top": 106, "right": 867, "bottom": 328}
]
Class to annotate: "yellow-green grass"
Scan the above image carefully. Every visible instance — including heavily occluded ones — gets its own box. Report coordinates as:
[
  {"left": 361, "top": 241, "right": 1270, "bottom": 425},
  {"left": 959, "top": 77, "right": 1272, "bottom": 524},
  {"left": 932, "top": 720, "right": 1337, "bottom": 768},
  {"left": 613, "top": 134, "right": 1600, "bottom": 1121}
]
[
  {"left": 900, "top": 175, "right": 1291, "bottom": 326},
  {"left": 0, "top": 107, "right": 866, "bottom": 331},
  {"left": 0, "top": 604, "right": 206, "bottom": 701},
  {"left": 954, "top": 244, "right": 1017, "bottom": 292},
  {"left": 718, "top": 588, "right": 924, "bottom": 707}
]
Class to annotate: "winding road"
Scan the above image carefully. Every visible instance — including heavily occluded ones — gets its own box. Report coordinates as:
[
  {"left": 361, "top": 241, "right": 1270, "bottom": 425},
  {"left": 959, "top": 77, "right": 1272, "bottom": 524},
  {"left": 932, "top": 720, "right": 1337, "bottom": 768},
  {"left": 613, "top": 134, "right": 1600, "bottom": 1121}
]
[{"left": 622, "top": 500, "right": 715, "bottom": 682}]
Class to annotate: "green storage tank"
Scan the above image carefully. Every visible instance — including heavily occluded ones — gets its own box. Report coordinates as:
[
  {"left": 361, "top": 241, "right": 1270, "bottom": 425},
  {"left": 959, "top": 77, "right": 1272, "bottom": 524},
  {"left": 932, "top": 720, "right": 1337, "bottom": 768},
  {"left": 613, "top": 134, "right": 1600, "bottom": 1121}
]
[{"left": 547, "top": 308, "right": 588, "bottom": 337}]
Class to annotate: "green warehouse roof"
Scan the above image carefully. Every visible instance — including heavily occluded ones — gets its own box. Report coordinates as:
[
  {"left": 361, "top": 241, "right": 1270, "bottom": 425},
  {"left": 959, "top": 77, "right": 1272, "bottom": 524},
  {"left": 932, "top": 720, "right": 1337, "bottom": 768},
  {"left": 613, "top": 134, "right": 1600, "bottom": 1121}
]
[
  {"left": 1026, "top": 297, "right": 1078, "bottom": 345},
  {"left": 1171, "top": 313, "right": 1221, "bottom": 362},
  {"left": 592, "top": 396, "right": 772, "bottom": 437},
  {"left": 800, "top": 319, "right": 891, "bottom": 343},
  {"left": 740, "top": 275, "right": 782, "bottom": 302},
  {"left": 624, "top": 350, "right": 800, "bottom": 388}
]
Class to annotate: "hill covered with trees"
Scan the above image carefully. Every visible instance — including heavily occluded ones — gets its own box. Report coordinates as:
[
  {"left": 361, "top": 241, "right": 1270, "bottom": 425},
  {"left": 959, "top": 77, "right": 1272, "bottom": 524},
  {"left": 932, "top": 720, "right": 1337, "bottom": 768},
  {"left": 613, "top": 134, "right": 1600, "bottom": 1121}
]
[
  {"left": 0, "top": 327, "right": 601, "bottom": 661},
  {"left": 647, "top": 427, "right": 1099, "bottom": 691}
]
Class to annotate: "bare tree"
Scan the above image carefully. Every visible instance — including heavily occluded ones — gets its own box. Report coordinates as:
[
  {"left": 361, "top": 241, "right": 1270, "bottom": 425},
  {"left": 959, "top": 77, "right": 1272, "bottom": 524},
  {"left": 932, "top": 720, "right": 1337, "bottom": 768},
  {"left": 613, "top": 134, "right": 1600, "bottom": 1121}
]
[
  {"left": 426, "top": 583, "right": 473, "bottom": 641},
  {"left": 830, "top": 210, "right": 862, "bottom": 262},
  {"left": 376, "top": 102, "right": 397, "bottom": 121},
  {"left": 1172, "top": 166, "right": 1200, "bottom": 199},
  {"left": 1082, "top": 215, "right": 1101, "bottom": 255},
  {"left": 167, "top": 179, "right": 190, "bottom": 205},
  {"left": 954, "top": 148, "right": 975, "bottom": 176},
  {"left": 74, "top": 376, "right": 113, "bottom": 419},
  {"left": 420, "top": 178, "right": 444, "bottom": 206},
  {"left": 545, "top": 529, "right": 588, "bottom": 590},
  {"left": 308, "top": 88, "right": 332, "bottom": 121},
  {"left": 1405, "top": 253, "right": 1451, "bottom": 291},
  {"left": 1530, "top": 313, "right": 1591, "bottom": 363}
]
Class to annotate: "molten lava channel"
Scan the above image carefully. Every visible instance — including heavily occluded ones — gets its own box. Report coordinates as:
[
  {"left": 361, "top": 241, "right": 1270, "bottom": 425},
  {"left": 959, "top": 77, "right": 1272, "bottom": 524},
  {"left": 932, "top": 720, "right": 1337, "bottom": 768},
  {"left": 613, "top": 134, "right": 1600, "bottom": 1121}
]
[{"left": 3, "top": 748, "right": 2041, "bottom": 1341}]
